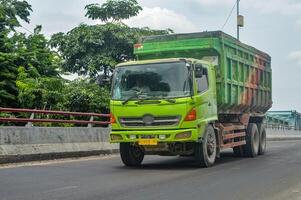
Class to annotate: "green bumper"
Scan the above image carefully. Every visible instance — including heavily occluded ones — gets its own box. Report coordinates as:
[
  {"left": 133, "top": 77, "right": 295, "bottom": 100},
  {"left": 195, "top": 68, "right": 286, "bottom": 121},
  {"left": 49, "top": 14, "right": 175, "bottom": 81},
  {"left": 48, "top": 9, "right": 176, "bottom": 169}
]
[{"left": 110, "top": 128, "right": 200, "bottom": 143}]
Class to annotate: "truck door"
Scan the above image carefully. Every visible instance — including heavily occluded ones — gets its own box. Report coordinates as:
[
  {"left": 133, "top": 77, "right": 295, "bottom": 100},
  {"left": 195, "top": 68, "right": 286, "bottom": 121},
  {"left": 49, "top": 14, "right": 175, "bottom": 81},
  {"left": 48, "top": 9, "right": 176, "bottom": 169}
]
[{"left": 194, "top": 65, "right": 218, "bottom": 123}]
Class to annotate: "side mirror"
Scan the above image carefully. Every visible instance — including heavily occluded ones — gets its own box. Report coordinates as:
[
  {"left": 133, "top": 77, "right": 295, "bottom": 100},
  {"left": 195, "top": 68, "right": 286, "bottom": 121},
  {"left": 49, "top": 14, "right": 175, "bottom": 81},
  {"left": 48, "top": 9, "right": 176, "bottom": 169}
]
[{"left": 194, "top": 64, "right": 203, "bottom": 78}]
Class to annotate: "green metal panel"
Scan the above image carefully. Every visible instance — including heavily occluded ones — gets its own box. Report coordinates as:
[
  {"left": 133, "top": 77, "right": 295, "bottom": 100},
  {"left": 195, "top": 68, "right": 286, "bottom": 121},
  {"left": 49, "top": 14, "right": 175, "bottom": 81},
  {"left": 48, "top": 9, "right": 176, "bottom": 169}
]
[{"left": 134, "top": 31, "right": 272, "bottom": 114}]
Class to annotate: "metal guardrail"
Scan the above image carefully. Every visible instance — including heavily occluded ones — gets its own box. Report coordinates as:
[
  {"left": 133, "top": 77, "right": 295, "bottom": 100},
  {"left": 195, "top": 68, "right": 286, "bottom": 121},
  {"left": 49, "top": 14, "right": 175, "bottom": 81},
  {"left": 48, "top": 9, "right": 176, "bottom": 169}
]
[
  {"left": 0, "top": 107, "right": 110, "bottom": 127},
  {"left": 264, "top": 123, "right": 301, "bottom": 131}
]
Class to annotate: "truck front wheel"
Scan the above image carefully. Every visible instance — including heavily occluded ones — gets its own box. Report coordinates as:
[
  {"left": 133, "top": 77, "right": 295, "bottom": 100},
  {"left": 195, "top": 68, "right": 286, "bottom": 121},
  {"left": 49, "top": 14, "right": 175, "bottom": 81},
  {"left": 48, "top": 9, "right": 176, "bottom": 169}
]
[
  {"left": 120, "top": 143, "right": 144, "bottom": 167},
  {"left": 194, "top": 125, "right": 217, "bottom": 168}
]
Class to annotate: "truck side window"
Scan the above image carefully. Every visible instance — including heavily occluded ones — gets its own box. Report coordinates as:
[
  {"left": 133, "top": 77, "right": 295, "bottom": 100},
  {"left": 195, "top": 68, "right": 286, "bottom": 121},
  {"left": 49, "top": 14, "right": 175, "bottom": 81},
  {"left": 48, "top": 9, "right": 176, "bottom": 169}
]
[{"left": 197, "top": 69, "right": 209, "bottom": 93}]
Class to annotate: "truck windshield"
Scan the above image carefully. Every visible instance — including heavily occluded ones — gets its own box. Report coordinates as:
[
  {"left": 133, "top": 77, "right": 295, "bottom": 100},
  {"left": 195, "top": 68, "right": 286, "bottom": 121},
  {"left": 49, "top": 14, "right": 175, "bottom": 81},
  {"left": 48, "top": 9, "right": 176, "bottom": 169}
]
[{"left": 111, "top": 61, "right": 192, "bottom": 101}]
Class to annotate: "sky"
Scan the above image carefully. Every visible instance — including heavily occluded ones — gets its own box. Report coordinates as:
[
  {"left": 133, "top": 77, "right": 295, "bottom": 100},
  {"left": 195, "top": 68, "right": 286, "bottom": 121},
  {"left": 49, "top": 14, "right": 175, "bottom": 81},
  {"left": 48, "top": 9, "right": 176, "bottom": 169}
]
[{"left": 23, "top": 0, "right": 301, "bottom": 112}]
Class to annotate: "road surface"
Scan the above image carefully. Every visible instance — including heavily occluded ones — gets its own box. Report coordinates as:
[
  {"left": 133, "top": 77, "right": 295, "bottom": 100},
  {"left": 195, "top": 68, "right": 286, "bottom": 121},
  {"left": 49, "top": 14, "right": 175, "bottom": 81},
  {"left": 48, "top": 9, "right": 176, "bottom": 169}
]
[{"left": 1, "top": 141, "right": 301, "bottom": 200}]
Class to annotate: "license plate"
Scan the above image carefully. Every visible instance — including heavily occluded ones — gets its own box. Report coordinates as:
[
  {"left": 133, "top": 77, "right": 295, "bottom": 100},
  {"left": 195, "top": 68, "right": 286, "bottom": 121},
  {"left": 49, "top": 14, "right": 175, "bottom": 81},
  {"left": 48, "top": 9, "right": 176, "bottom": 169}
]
[{"left": 138, "top": 139, "right": 158, "bottom": 146}]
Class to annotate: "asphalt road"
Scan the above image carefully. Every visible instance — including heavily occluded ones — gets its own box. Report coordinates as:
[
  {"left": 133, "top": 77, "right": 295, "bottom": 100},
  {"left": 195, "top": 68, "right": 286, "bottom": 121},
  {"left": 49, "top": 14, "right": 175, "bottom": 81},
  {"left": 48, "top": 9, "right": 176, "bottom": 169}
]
[{"left": 1, "top": 141, "right": 301, "bottom": 200}]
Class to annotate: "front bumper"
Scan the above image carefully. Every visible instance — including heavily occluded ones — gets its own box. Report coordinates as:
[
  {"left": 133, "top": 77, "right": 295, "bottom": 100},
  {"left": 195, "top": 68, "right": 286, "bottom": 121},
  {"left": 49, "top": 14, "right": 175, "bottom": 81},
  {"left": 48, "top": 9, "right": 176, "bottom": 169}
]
[{"left": 110, "top": 128, "right": 200, "bottom": 143}]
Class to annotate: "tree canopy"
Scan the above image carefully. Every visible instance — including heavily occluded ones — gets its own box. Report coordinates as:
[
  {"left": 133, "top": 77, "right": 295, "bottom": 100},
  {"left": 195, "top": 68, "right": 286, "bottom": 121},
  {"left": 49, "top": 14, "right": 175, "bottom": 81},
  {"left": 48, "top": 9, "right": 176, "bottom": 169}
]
[
  {"left": 0, "top": 0, "right": 33, "bottom": 107},
  {"left": 51, "top": 23, "right": 172, "bottom": 79},
  {"left": 51, "top": 0, "right": 172, "bottom": 79},
  {"left": 0, "top": 0, "right": 62, "bottom": 109},
  {"left": 0, "top": 0, "right": 32, "bottom": 30},
  {"left": 0, "top": 0, "right": 173, "bottom": 116},
  {"left": 85, "top": 0, "right": 142, "bottom": 23}
]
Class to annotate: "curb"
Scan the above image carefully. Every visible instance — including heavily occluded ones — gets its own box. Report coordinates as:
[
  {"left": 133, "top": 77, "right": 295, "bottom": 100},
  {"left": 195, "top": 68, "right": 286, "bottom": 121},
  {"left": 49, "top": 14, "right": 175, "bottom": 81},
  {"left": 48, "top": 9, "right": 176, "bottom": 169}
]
[
  {"left": 267, "top": 137, "right": 301, "bottom": 141},
  {"left": 0, "top": 149, "right": 119, "bottom": 164}
]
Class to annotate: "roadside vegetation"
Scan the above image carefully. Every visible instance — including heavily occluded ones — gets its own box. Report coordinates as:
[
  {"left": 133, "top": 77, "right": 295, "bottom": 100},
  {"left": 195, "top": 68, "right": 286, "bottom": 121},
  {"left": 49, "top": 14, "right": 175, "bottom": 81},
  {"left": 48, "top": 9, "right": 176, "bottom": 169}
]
[{"left": 0, "top": 0, "right": 171, "bottom": 115}]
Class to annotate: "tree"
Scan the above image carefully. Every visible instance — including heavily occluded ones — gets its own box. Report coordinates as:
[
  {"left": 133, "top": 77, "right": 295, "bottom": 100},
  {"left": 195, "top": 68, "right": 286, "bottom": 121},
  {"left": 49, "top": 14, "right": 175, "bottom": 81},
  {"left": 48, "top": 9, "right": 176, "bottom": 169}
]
[
  {"left": 51, "top": 0, "right": 172, "bottom": 79},
  {"left": 0, "top": 0, "right": 32, "bottom": 107},
  {"left": 85, "top": 0, "right": 142, "bottom": 23},
  {"left": 0, "top": 0, "right": 32, "bottom": 30},
  {"left": 12, "top": 25, "right": 61, "bottom": 78},
  {"left": 15, "top": 25, "right": 64, "bottom": 109},
  {"left": 17, "top": 73, "right": 65, "bottom": 109},
  {"left": 62, "top": 79, "right": 110, "bottom": 113}
]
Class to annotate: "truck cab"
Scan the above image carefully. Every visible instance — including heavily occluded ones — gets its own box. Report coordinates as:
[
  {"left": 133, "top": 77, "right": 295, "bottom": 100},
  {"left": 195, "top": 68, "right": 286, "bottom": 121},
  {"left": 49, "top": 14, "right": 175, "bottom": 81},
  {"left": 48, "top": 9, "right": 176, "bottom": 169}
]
[{"left": 110, "top": 58, "right": 219, "bottom": 166}]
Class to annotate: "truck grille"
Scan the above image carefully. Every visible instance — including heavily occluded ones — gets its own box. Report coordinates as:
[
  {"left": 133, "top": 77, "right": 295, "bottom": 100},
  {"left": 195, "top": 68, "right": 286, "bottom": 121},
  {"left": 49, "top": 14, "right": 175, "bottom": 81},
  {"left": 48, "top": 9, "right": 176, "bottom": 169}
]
[{"left": 119, "top": 115, "right": 181, "bottom": 127}]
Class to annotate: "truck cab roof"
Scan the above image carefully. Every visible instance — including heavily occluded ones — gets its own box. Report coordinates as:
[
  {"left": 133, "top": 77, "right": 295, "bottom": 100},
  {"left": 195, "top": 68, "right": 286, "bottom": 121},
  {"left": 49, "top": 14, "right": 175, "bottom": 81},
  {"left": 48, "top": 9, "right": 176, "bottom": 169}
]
[{"left": 116, "top": 58, "right": 212, "bottom": 68}]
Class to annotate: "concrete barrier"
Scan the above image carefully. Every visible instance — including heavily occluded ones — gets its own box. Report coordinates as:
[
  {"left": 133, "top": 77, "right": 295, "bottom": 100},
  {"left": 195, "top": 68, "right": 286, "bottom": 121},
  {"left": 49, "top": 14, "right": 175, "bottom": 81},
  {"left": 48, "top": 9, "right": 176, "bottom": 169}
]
[
  {"left": 266, "top": 128, "right": 301, "bottom": 141},
  {"left": 0, "top": 127, "right": 300, "bottom": 164},
  {"left": 0, "top": 127, "right": 118, "bottom": 164}
]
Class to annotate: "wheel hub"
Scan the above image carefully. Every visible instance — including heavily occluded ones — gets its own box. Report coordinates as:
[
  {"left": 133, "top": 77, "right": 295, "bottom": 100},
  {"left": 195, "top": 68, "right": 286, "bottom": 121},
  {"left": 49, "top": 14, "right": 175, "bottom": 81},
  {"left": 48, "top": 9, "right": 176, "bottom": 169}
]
[{"left": 207, "top": 133, "right": 216, "bottom": 156}]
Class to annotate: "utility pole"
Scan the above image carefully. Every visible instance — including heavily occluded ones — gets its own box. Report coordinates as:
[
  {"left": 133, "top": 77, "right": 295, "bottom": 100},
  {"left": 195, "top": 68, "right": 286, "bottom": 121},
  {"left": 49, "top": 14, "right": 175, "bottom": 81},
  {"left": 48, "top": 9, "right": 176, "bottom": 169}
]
[
  {"left": 237, "top": 0, "right": 244, "bottom": 40},
  {"left": 237, "top": 0, "right": 240, "bottom": 40}
]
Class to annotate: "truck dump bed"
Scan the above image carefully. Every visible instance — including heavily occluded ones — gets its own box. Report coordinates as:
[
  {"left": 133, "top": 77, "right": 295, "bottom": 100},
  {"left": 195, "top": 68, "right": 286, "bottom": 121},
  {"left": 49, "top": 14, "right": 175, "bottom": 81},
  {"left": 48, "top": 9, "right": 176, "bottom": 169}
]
[{"left": 134, "top": 31, "right": 272, "bottom": 115}]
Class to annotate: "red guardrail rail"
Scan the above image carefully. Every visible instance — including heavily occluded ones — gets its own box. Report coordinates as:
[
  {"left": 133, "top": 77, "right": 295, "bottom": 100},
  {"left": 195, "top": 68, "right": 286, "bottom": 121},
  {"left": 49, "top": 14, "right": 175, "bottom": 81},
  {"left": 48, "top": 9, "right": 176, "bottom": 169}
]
[{"left": 0, "top": 107, "right": 111, "bottom": 126}]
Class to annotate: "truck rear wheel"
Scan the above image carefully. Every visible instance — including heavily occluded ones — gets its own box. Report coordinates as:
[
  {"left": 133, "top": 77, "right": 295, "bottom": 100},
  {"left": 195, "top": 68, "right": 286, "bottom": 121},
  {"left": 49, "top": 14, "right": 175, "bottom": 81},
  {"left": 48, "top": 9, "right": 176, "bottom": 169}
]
[
  {"left": 257, "top": 123, "right": 267, "bottom": 155},
  {"left": 194, "top": 125, "right": 216, "bottom": 168},
  {"left": 120, "top": 143, "right": 144, "bottom": 167},
  {"left": 243, "top": 123, "right": 259, "bottom": 157}
]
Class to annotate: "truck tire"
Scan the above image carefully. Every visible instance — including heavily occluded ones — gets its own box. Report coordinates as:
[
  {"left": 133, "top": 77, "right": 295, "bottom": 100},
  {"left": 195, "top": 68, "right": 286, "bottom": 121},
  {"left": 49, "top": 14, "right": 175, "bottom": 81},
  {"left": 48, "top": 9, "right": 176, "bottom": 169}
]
[
  {"left": 120, "top": 143, "right": 144, "bottom": 167},
  {"left": 194, "top": 125, "right": 216, "bottom": 167},
  {"left": 243, "top": 123, "right": 259, "bottom": 157},
  {"left": 257, "top": 123, "right": 267, "bottom": 155}
]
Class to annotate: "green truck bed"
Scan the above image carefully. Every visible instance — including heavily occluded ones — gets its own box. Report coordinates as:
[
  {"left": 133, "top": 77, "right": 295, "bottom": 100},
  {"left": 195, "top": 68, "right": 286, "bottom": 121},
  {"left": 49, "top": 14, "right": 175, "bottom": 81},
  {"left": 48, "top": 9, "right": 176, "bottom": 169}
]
[{"left": 134, "top": 31, "right": 272, "bottom": 115}]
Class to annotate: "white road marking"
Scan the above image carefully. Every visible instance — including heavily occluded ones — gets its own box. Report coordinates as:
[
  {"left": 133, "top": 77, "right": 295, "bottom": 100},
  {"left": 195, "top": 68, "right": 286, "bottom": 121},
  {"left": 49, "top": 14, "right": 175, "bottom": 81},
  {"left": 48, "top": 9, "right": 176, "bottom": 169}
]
[{"left": 44, "top": 185, "right": 79, "bottom": 193}]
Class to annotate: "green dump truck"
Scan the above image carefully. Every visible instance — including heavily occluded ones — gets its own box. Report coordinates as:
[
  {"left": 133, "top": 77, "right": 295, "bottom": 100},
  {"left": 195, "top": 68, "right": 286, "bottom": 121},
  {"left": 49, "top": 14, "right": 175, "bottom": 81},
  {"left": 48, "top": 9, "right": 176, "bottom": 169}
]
[{"left": 110, "top": 31, "right": 272, "bottom": 167}]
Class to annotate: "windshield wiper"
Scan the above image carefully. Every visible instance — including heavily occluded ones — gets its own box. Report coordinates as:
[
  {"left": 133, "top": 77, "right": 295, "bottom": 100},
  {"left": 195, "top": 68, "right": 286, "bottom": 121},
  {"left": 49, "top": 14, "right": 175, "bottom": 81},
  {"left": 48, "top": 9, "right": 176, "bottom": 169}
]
[
  {"left": 137, "top": 97, "right": 176, "bottom": 104},
  {"left": 162, "top": 98, "right": 176, "bottom": 103},
  {"left": 122, "top": 90, "right": 142, "bottom": 105},
  {"left": 137, "top": 98, "right": 161, "bottom": 104},
  {"left": 123, "top": 92, "right": 177, "bottom": 105}
]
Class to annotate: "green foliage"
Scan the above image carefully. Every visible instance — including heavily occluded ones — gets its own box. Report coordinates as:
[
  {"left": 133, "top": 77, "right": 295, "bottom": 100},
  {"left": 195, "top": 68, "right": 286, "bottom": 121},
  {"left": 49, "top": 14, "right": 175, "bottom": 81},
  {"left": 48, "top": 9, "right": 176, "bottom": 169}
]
[
  {"left": 51, "top": 0, "right": 172, "bottom": 79},
  {"left": 51, "top": 23, "right": 133, "bottom": 77},
  {"left": 63, "top": 79, "right": 110, "bottom": 113},
  {"left": 0, "top": 0, "right": 32, "bottom": 107},
  {"left": 85, "top": 0, "right": 142, "bottom": 23},
  {"left": 50, "top": 24, "right": 172, "bottom": 78},
  {"left": 11, "top": 25, "right": 63, "bottom": 109},
  {"left": 17, "top": 74, "right": 65, "bottom": 109},
  {"left": 0, "top": 52, "right": 18, "bottom": 106},
  {"left": 0, "top": 0, "right": 173, "bottom": 118},
  {"left": 0, "top": 0, "right": 32, "bottom": 30},
  {"left": 12, "top": 26, "right": 60, "bottom": 77}
]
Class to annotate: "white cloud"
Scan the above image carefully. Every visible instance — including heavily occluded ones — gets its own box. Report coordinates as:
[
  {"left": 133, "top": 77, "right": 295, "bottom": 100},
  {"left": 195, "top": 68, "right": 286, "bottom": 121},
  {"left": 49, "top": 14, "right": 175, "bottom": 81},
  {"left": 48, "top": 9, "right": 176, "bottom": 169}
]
[
  {"left": 288, "top": 51, "right": 301, "bottom": 65},
  {"left": 125, "top": 7, "right": 199, "bottom": 33},
  {"left": 192, "top": 0, "right": 233, "bottom": 7},
  {"left": 191, "top": 0, "right": 301, "bottom": 15},
  {"left": 243, "top": 0, "right": 301, "bottom": 15}
]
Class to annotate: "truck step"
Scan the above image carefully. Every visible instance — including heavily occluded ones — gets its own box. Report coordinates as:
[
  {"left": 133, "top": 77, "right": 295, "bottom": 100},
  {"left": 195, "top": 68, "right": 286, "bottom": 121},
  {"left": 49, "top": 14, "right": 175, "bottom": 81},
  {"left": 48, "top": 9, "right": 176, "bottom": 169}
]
[
  {"left": 222, "top": 132, "right": 246, "bottom": 140},
  {"left": 221, "top": 141, "right": 246, "bottom": 149}
]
